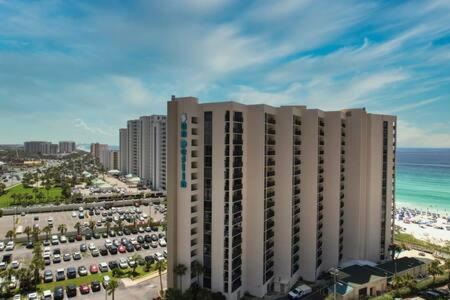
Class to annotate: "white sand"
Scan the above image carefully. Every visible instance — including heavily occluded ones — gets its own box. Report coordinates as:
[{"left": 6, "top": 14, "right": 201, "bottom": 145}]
[{"left": 397, "top": 219, "right": 450, "bottom": 246}]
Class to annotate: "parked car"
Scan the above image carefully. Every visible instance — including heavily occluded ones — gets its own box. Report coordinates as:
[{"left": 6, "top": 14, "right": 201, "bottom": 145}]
[
  {"left": 80, "top": 244, "right": 87, "bottom": 252},
  {"left": 109, "top": 245, "right": 118, "bottom": 254},
  {"left": 80, "top": 283, "right": 90, "bottom": 294},
  {"left": 42, "top": 289, "right": 52, "bottom": 300},
  {"left": 67, "top": 267, "right": 77, "bottom": 279},
  {"left": 78, "top": 265, "right": 88, "bottom": 276},
  {"left": 44, "top": 270, "right": 53, "bottom": 283},
  {"left": 5, "top": 241, "right": 15, "bottom": 251},
  {"left": 91, "top": 249, "right": 100, "bottom": 257},
  {"left": 100, "top": 247, "right": 108, "bottom": 256},
  {"left": 91, "top": 280, "right": 101, "bottom": 292},
  {"left": 288, "top": 284, "right": 312, "bottom": 299},
  {"left": 90, "top": 264, "right": 99, "bottom": 274},
  {"left": 63, "top": 253, "right": 71, "bottom": 261},
  {"left": 53, "top": 254, "right": 61, "bottom": 263},
  {"left": 159, "top": 238, "right": 167, "bottom": 247},
  {"left": 118, "top": 245, "right": 126, "bottom": 253},
  {"left": 55, "top": 268, "right": 66, "bottom": 281},
  {"left": 119, "top": 258, "right": 128, "bottom": 269},
  {"left": 11, "top": 260, "right": 20, "bottom": 269},
  {"left": 103, "top": 275, "right": 111, "bottom": 288},
  {"left": 66, "top": 284, "right": 77, "bottom": 298},
  {"left": 108, "top": 260, "right": 118, "bottom": 270},
  {"left": 73, "top": 252, "right": 82, "bottom": 260},
  {"left": 99, "top": 262, "right": 109, "bottom": 273},
  {"left": 54, "top": 286, "right": 64, "bottom": 300}
]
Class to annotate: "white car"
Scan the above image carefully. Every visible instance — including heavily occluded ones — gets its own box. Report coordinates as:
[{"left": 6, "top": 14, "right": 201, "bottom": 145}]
[
  {"left": 47, "top": 217, "right": 54, "bottom": 225},
  {"left": 11, "top": 260, "right": 20, "bottom": 269},
  {"left": 27, "top": 292, "right": 38, "bottom": 300},
  {"left": 0, "top": 241, "right": 4, "bottom": 251},
  {"left": 119, "top": 258, "right": 128, "bottom": 269},
  {"left": 9, "top": 275, "right": 17, "bottom": 289},
  {"left": 42, "top": 289, "right": 52, "bottom": 300},
  {"left": 99, "top": 262, "right": 108, "bottom": 273},
  {"left": 5, "top": 241, "right": 15, "bottom": 251},
  {"left": 104, "top": 239, "right": 112, "bottom": 248},
  {"left": 88, "top": 242, "right": 96, "bottom": 251},
  {"left": 72, "top": 211, "right": 77, "bottom": 217},
  {"left": 103, "top": 275, "right": 111, "bottom": 288},
  {"left": 0, "top": 262, "right": 7, "bottom": 270},
  {"left": 288, "top": 284, "right": 312, "bottom": 299},
  {"left": 154, "top": 252, "right": 164, "bottom": 262},
  {"left": 51, "top": 235, "right": 59, "bottom": 245},
  {"left": 59, "top": 235, "right": 67, "bottom": 243},
  {"left": 13, "top": 295, "right": 21, "bottom": 300},
  {"left": 158, "top": 238, "right": 167, "bottom": 247}
]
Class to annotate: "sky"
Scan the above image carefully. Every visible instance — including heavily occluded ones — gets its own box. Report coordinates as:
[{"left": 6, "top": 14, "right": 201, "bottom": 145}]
[{"left": 0, "top": 0, "right": 449, "bottom": 147}]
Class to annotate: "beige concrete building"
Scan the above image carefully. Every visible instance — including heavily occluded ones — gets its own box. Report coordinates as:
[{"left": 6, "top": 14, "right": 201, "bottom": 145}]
[
  {"left": 167, "top": 96, "right": 397, "bottom": 299},
  {"left": 59, "top": 141, "right": 76, "bottom": 153},
  {"left": 119, "top": 128, "right": 128, "bottom": 174}
]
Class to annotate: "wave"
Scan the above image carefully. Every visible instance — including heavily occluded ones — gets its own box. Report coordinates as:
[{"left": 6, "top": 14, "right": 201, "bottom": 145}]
[{"left": 397, "top": 162, "right": 450, "bottom": 168}]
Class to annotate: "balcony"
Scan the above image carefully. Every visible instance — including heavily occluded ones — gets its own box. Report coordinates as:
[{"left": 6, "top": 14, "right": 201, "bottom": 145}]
[
  {"left": 294, "top": 119, "right": 302, "bottom": 126},
  {"left": 294, "top": 179, "right": 300, "bottom": 185},
  {"left": 266, "top": 230, "right": 275, "bottom": 240},
  {"left": 266, "top": 159, "right": 275, "bottom": 166},
  {"left": 266, "top": 139, "right": 276, "bottom": 145},
  {"left": 233, "top": 149, "right": 243, "bottom": 156},
  {"left": 266, "top": 180, "right": 275, "bottom": 188},
  {"left": 266, "top": 190, "right": 275, "bottom": 198},
  {"left": 294, "top": 169, "right": 301, "bottom": 175},
  {"left": 266, "top": 117, "right": 276, "bottom": 124},
  {"left": 233, "top": 137, "right": 243, "bottom": 145},
  {"left": 267, "top": 128, "right": 276, "bottom": 135},
  {"left": 295, "top": 159, "right": 301, "bottom": 165},
  {"left": 294, "top": 130, "right": 302, "bottom": 135},
  {"left": 319, "top": 120, "right": 325, "bottom": 127},
  {"left": 266, "top": 149, "right": 276, "bottom": 156},
  {"left": 294, "top": 150, "right": 301, "bottom": 155},
  {"left": 266, "top": 170, "right": 275, "bottom": 177},
  {"left": 294, "top": 140, "right": 301, "bottom": 146},
  {"left": 266, "top": 209, "right": 275, "bottom": 219},
  {"left": 293, "top": 188, "right": 300, "bottom": 195}
]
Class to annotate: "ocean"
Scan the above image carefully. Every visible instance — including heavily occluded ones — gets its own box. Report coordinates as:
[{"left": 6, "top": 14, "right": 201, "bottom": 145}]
[{"left": 396, "top": 148, "right": 450, "bottom": 213}]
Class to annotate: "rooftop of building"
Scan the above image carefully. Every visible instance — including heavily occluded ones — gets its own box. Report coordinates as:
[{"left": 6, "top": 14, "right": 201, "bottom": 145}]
[
  {"left": 339, "top": 264, "right": 388, "bottom": 286},
  {"left": 376, "top": 257, "right": 430, "bottom": 275}
]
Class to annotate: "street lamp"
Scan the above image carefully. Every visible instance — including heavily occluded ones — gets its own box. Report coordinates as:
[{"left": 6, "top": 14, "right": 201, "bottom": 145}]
[{"left": 329, "top": 267, "right": 340, "bottom": 300}]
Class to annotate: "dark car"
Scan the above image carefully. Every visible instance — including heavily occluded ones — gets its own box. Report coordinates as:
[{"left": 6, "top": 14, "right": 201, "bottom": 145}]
[
  {"left": 158, "top": 233, "right": 165, "bottom": 239},
  {"left": 121, "top": 238, "right": 128, "bottom": 245},
  {"left": 126, "top": 244, "right": 135, "bottom": 252},
  {"left": 54, "top": 286, "right": 64, "bottom": 300},
  {"left": 44, "top": 257, "right": 51, "bottom": 265},
  {"left": 53, "top": 248, "right": 61, "bottom": 255},
  {"left": 144, "top": 235, "right": 152, "bottom": 243},
  {"left": 91, "top": 280, "right": 101, "bottom": 292},
  {"left": 134, "top": 243, "right": 142, "bottom": 251},
  {"left": 142, "top": 243, "right": 150, "bottom": 249},
  {"left": 85, "top": 233, "right": 92, "bottom": 240},
  {"left": 68, "top": 236, "right": 75, "bottom": 243},
  {"left": 137, "top": 236, "right": 144, "bottom": 244},
  {"left": 2, "top": 254, "right": 12, "bottom": 263},
  {"left": 43, "top": 240, "right": 51, "bottom": 246},
  {"left": 151, "top": 234, "right": 158, "bottom": 241},
  {"left": 93, "top": 232, "right": 101, "bottom": 239},
  {"left": 123, "top": 228, "right": 131, "bottom": 235},
  {"left": 102, "top": 232, "right": 108, "bottom": 238},
  {"left": 26, "top": 241, "right": 34, "bottom": 249},
  {"left": 109, "top": 245, "right": 118, "bottom": 255},
  {"left": 66, "top": 284, "right": 77, "bottom": 298},
  {"left": 151, "top": 226, "right": 158, "bottom": 232},
  {"left": 99, "top": 247, "right": 108, "bottom": 256},
  {"left": 131, "top": 228, "right": 138, "bottom": 234},
  {"left": 108, "top": 260, "right": 118, "bottom": 270},
  {"left": 117, "top": 230, "right": 123, "bottom": 236},
  {"left": 144, "top": 255, "right": 154, "bottom": 264},
  {"left": 108, "top": 230, "right": 116, "bottom": 237},
  {"left": 80, "top": 244, "right": 87, "bottom": 252},
  {"left": 67, "top": 267, "right": 77, "bottom": 279}
]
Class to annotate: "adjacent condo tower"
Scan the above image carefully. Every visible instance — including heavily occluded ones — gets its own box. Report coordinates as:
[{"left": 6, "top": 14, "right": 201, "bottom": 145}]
[{"left": 167, "top": 96, "right": 396, "bottom": 300}]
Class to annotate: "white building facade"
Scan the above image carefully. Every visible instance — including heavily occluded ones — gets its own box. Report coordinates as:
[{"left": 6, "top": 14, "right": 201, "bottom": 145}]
[{"left": 167, "top": 97, "right": 397, "bottom": 299}]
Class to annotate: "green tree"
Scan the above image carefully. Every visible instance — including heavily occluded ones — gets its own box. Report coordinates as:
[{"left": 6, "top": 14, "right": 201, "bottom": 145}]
[
  {"left": 17, "top": 267, "right": 34, "bottom": 292},
  {"left": 428, "top": 259, "right": 443, "bottom": 284},
  {"left": 107, "top": 278, "right": 119, "bottom": 300},
  {"left": 89, "top": 220, "right": 96, "bottom": 234},
  {"left": 58, "top": 224, "right": 67, "bottom": 235},
  {"left": 31, "top": 242, "right": 44, "bottom": 284},
  {"left": 42, "top": 225, "right": 52, "bottom": 241},
  {"left": 444, "top": 258, "right": 450, "bottom": 280},
  {"left": 5, "top": 229, "right": 15, "bottom": 241},
  {"left": 174, "top": 263, "right": 188, "bottom": 291},
  {"left": 388, "top": 244, "right": 402, "bottom": 261},
  {"left": 164, "top": 288, "right": 183, "bottom": 300},
  {"left": 130, "top": 254, "right": 142, "bottom": 276},
  {"left": 32, "top": 226, "right": 40, "bottom": 242},
  {"left": 106, "top": 221, "right": 111, "bottom": 233},
  {"left": 155, "top": 259, "right": 167, "bottom": 294},
  {"left": 74, "top": 222, "right": 81, "bottom": 235},
  {"left": 191, "top": 260, "right": 204, "bottom": 285},
  {"left": 24, "top": 226, "right": 32, "bottom": 242},
  {"left": 0, "top": 182, "right": 6, "bottom": 196}
]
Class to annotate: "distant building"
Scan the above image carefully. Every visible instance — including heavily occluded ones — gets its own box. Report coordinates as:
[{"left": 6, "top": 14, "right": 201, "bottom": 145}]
[
  {"left": 119, "top": 128, "right": 128, "bottom": 174},
  {"left": 109, "top": 150, "right": 120, "bottom": 170},
  {"left": 59, "top": 141, "right": 76, "bottom": 153},
  {"left": 24, "top": 141, "right": 52, "bottom": 155},
  {"left": 90, "top": 143, "right": 108, "bottom": 161},
  {"left": 119, "top": 115, "right": 166, "bottom": 190},
  {"left": 50, "top": 144, "right": 59, "bottom": 154}
]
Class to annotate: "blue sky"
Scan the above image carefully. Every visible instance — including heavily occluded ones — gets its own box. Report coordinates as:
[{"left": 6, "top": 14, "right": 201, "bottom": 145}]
[{"left": 0, "top": 0, "right": 449, "bottom": 147}]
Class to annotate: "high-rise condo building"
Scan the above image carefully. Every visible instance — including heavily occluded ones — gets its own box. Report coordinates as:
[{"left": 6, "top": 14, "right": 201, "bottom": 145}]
[
  {"left": 119, "top": 128, "right": 128, "bottom": 174},
  {"left": 90, "top": 143, "right": 108, "bottom": 161},
  {"left": 119, "top": 115, "right": 167, "bottom": 190},
  {"left": 127, "top": 119, "right": 141, "bottom": 176},
  {"left": 59, "top": 141, "right": 76, "bottom": 153},
  {"left": 167, "top": 96, "right": 396, "bottom": 300},
  {"left": 109, "top": 149, "right": 120, "bottom": 170},
  {"left": 24, "top": 141, "right": 53, "bottom": 155}
]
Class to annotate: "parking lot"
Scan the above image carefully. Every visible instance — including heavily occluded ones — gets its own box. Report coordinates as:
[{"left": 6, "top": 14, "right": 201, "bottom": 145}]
[{"left": 0, "top": 203, "right": 167, "bottom": 299}]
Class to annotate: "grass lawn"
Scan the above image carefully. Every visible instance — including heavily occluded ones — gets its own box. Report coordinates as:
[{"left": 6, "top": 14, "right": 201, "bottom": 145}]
[
  {"left": 37, "top": 272, "right": 112, "bottom": 291},
  {"left": 0, "top": 184, "right": 62, "bottom": 208}
]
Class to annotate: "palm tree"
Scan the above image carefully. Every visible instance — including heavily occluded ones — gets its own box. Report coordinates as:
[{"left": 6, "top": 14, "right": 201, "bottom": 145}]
[
  {"left": 174, "top": 263, "right": 188, "bottom": 291},
  {"left": 131, "top": 254, "right": 142, "bottom": 276},
  {"left": 428, "top": 259, "right": 443, "bottom": 284},
  {"left": 32, "top": 226, "right": 41, "bottom": 242},
  {"left": 31, "top": 242, "right": 44, "bottom": 284},
  {"left": 191, "top": 260, "right": 204, "bottom": 285},
  {"left": 5, "top": 230, "right": 15, "bottom": 241},
  {"left": 107, "top": 278, "right": 119, "bottom": 300},
  {"left": 155, "top": 259, "right": 167, "bottom": 294},
  {"left": 116, "top": 219, "right": 123, "bottom": 231},
  {"left": 74, "top": 222, "right": 81, "bottom": 235},
  {"left": 444, "top": 258, "right": 450, "bottom": 280},
  {"left": 24, "top": 226, "right": 32, "bottom": 242},
  {"left": 89, "top": 220, "right": 96, "bottom": 234},
  {"left": 42, "top": 226, "right": 51, "bottom": 241},
  {"left": 388, "top": 243, "right": 402, "bottom": 261},
  {"left": 106, "top": 221, "right": 111, "bottom": 233},
  {"left": 57, "top": 224, "right": 67, "bottom": 235}
]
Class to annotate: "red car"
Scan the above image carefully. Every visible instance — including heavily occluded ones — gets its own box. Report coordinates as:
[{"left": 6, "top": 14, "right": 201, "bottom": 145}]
[
  {"left": 118, "top": 245, "right": 126, "bottom": 253},
  {"left": 89, "top": 264, "right": 99, "bottom": 274},
  {"left": 80, "top": 283, "right": 90, "bottom": 294}
]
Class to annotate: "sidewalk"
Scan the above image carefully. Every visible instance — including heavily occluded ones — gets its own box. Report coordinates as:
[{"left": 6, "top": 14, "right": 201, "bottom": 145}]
[{"left": 121, "top": 270, "right": 167, "bottom": 287}]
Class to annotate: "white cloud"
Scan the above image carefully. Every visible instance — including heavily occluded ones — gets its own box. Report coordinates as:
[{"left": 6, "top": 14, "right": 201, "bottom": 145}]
[
  {"left": 229, "top": 83, "right": 302, "bottom": 106},
  {"left": 74, "top": 118, "right": 112, "bottom": 136},
  {"left": 111, "top": 76, "right": 156, "bottom": 106},
  {"left": 397, "top": 121, "right": 450, "bottom": 148},
  {"left": 387, "top": 97, "right": 440, "bottom": 113}
]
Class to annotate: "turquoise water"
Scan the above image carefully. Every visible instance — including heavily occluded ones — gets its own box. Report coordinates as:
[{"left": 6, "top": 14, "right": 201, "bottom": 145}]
[{"left": 396, "top": 148, "right": 450, "bottom": 212}]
